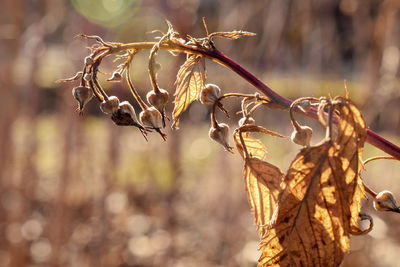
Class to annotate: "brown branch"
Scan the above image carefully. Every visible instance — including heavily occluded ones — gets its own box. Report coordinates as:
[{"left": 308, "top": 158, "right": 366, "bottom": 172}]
[{"left": 99, "top": 41, "right": 400, "bottom": 159}]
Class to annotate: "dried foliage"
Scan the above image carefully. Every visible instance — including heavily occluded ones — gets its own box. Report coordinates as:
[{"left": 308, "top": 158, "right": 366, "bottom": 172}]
[
  {"left": 234, "top": 98, "right": 372, "bottom": 267},
  {"left": 172, "top": 55, "right": 206, "bottom": 129},
  {"left": 60, "top": 20, "right": 400, "bottom": 267}
]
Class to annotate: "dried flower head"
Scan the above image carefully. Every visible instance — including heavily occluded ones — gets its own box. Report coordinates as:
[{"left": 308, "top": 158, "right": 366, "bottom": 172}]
[
  {"left": 291, "top": 125, "right": 313, "bottom": 147},
  {"left": 146, "top": 89, "right": 169, "bottom": 112},
  {"left": 140, "top": 106, "right": 163, "bottom": 129},
  {"left": 100, "top": 96, "right": 120, "bottom": 115},
  {"left": 373, "top": 190, "right": 400, "bottom": 213},
  {"left": 200, "top": 83, "right": 221, "bottom": 105},
  {"left": 72, "top": 85, "right": 93, "bottom": 114},
  {"left": 209, "top": 123, "right": 233, "bottom": 152}
]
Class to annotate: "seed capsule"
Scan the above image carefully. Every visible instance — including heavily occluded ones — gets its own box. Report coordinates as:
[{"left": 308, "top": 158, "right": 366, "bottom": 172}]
[
  {"left": 146, "top": 89, "right": 169, "bottom": 112},
  {"left": 83, "top": 73, "right": 92, "bottom": 81},
  {"left": 84, "top": 56, "right": 94, "bottom": 65},
  {"left": 139, "top": 106, "right": 163, "bottom": 129},
  {"left": 373, "top": 190, "right": 400, "bottom": 213},
  {"left": 291, "top": 125, "right": 313, "bottom": 147},
  {"left": 209, "top": 123, "right": 233, "bottom": 152},
  {"left": 72, "top": 86, "right": 93, "bottom": 114},
  {"left": 100, "top": 96, "right": 120, "bottom": 115},
  {"left": 238, "top": 116, "right": 256, "bottom": 127},
  {"left": 118, "top": 101, "right": 136, "bottom": 119},
  {"left": 200, "top": 84, "right": 221, "bottom": 105},
  {"left": 107, "top": 71, "right": 122, "bottom": 82}
]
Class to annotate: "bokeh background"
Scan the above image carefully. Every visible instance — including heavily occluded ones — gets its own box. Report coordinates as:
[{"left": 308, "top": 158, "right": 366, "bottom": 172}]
[{"left": 1, "top": 0, "right": 400, "bottom": 266}]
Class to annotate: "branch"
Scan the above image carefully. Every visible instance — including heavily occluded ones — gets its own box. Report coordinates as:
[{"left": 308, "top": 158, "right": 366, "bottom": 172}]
[{"left": 99, "top": 41, "right": 400, "bottom": 159}]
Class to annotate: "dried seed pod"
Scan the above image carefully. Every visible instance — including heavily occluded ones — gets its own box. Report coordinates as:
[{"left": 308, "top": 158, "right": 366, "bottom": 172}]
[
  {"left": 291, "top": 125, "right": 313, "bottom": 147},
  {"left": 146, "top": 89, "right": 169, "bottom": 112},
  {"left": 209, "top": 123, "right": 233, "bottom": 152},
  {"left": 100, "top": 96, "right": 120, "bottom": 115},
  {"left": 373, "top": 190, "right": 400, "bottom": 213},
  {"left": 118, "top": 101, "right": 136, "bottom": 119},
  {"left": 200, "top": 84, "right": 221, "bottom": 105},
  {"left": 107, "top": 71, "right": 122, "bottom": 82},
  {"left": 139, "top": 106, "right": 163, "bottom": 129},
  {"left": 83, "top": 73, "right": 92, "bottom": 81},
  {"left": 238, "top": 116, "right": 256, "bottom": 127},
  {"left": 84, "top": 56, "right": 94, "bottom": 65},
  {"left": 72, "top": 85, "right": 93, "bottom": 114}
]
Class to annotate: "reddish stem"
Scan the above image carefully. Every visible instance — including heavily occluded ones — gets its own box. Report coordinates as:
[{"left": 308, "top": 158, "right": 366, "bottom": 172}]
[{"left": 203, "top": 49, "right": 400, "bottom": 159}]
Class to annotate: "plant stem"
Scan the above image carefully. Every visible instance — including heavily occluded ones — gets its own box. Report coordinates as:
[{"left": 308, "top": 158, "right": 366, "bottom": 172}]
[{"left": 108, "top": 41, "right": 400, "bottom": 159}]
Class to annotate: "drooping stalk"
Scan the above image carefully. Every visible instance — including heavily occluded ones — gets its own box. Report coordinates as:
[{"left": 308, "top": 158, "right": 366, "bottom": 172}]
[{"left": 96, "top": 40, "right": 400, "bottom": 159}]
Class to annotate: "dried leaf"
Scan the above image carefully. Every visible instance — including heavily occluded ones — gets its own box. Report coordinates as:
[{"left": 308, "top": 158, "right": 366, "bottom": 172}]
[
  {"left": 334, "top": 97, "right": 367, "bottom": 234},
  {"left": 245, "top": 158, "right": 284, "bottom": 237},
  {"left": 209, "top": 30, "right": 256, "bottom": 40},
  {"left": 172, "top": 55, "right": 206, "bottom": 129},
  {"left": 257, "top": 98, "right": 367, "bottom": 267},
  {"left": 234, "top": 130, "right": 284, "bottom": 237}
]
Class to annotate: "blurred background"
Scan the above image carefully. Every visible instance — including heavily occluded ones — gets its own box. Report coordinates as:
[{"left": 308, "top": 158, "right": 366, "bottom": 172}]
[{"left": 1, "top": 0, "right": 400, "bottom": 266}]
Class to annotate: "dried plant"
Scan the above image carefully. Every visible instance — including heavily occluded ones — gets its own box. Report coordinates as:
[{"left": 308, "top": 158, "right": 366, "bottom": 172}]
[{"left": 60, "top": 21, "right": 400, "bottom": 266}]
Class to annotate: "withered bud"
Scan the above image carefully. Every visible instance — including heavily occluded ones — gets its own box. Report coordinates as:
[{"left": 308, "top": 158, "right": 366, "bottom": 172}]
[
  {"left": 118, "top": 101, "right": 137, "bottom": 121},
  {"left": 83, "top": 73, "right": 92, "bottom": 81},
  {"left": 100, "top": 96, "right": 120, "bottom": 115},
  {"left": 72, "top": 86, "right": 93, "bottom": 113},
  {"left": 140, "top": 106, "right": 163, "bottom": 129},
  {"left": 200, "top": 84, "right": 221, "bottom": 105},
  {"left": 146, "top": 89, "right": 169, "bottom": 112},
  {"left": 107, "top": 71, "right": 122, "bottom": 82},
  {"left": 238, "top": 116, "right": 256, "bottom": 127},
  {"left": 84, "top": 56, "right": 94, "bottom": 65},
  {"left": 373, "top": 190, "right": 400, "bottom": 213},
  {"left": 209, "top": 123, "right": 233, "bottom": 152},
  {"left": 291, "top": 125, "right": 313, "bottom": 147}
]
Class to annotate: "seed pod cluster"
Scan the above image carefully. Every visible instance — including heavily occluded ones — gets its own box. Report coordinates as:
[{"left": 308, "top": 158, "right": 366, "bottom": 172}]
[{"left": 200, "top": 84, "right": 221, "bottom": 105}]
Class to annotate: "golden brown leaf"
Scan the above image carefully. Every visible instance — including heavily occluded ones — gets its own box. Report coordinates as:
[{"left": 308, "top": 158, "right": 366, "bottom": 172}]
[
  {"left": 333, "top": 97, "right": 367, "bottom": 234},
  {"left": 234, "top": 129, "right": 284, "bottom": 237},
  {"left": 245, "top": 158, "right": 284, "bottom": 237},
  {"left": 259, "top": 142, "right": 349, "bottom": 267},
  {"left": 172, "top": 55, "right": 206, "bottom": 129},
  {"left": 257, "top": 98, "right": 367, "bottom": 267}
]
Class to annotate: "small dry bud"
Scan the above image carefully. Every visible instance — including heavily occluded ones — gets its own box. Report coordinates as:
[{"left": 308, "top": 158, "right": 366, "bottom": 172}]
[
  {"left": 146, "top": 89, "right": 169, "bottom": 112},
  {"left": 209, "top": 123, "right": 233, "bottom": 152},
  {"left": 291, "top": 125, "right": 313, "bottom": 147},
  {"left": 72, "top": 86, "right": 93, "bottom": 113},
  {"left": 83, "top": 73, "right": 92, "bottom": 81},
  {"left": 118, "top": 101, "right": 137, "bottom": 121},
  {"left": 100, "top": 96, "right": 120, "bottom": 115},
  {"left": 200, "top": 84, "right": 221, "bottom": 105},
  {"left": 140, "top": 106, "right": 163, "bottom": 129},
  {"left": 107, "top": 71, "right": 122, "bottom": 82},
  {"left": 238, "top": 116, "right": 256, "bottom": 127},
  {"left": 84, "top": 56, "right": 94, "bottom": 65},
  {"left": 373, "top": 190, "right": 400, "bottom": 213}
]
